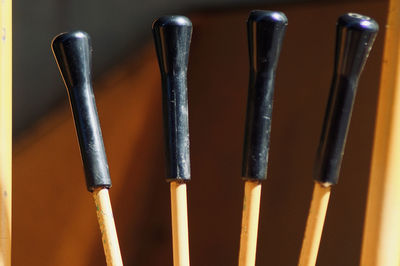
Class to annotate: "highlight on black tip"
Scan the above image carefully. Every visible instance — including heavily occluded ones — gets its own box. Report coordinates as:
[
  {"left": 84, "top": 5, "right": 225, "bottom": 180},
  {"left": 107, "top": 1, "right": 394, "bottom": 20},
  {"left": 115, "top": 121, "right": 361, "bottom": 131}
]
[
  {"left": 52, "top": 30, "right": 89, "bottom": 45},
  {"left": 247, "top": 10, "right": 288, "bottom": 25},
  {"left": 338, "top": 13, "right": 379, "bottom": 32},
  {"left": 152, "top": 15, "right": 192, "bottom": 30},
  {"left": 51, "top": 31, "right": 93, "bottom": 90}
]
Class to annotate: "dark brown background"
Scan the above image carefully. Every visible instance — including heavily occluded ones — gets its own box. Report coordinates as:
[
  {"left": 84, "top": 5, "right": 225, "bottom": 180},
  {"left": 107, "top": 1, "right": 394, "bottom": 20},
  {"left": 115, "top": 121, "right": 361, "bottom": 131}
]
[{"left": 14, "top": 1, "right": 387, "bottom": 265}]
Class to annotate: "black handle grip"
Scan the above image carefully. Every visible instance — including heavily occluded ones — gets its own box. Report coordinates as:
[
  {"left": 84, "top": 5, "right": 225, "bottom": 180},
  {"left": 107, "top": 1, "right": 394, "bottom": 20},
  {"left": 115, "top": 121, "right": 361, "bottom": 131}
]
[
  {"left": 314, "top": 13, "right": 379, "bottom": 185},
  {"left": 242, "top": 10, "right": 288, "bottom": 180},
  {"left": 152, "top": 16, "right": 192, "bottom": 181},
  {"left": 51, "top": 31, "right": 111, "bottom": 192}
]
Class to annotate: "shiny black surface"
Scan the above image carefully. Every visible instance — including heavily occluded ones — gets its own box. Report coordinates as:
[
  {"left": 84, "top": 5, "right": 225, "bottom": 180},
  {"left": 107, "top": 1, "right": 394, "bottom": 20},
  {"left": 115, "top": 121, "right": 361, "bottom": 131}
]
[
  {"left": 52, "top": 31, "right": 112, "bottom": 191},
  {"left": 152, "top": 16, "right": 192, "bottom": 181},
  {"left": 314, "top": 13, "right": 378, "bottom": 185},
  {"left": 242, "top": 10, "right": 287, "bottom": 180}
]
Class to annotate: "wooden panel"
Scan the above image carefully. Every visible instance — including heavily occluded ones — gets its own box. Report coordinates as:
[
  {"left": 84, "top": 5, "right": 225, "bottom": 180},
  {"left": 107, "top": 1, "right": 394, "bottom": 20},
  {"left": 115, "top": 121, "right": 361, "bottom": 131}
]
[{"left": 361, "top": 0, "right": 400, "bottom": 264}]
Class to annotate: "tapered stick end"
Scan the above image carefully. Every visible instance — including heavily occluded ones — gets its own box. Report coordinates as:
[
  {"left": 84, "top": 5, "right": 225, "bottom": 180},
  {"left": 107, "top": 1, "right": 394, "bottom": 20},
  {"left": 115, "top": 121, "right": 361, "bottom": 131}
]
[
  {"left": 51, "top": 31, "right": 92, "bottom": 89},
  {"left": 338, "top": 13, "right": 378, "bottom": 33},
  {"left": 313, "top": 13, "right": 378, "bottom": 185},
  {"left": 152, "top": 16, "right": 192, "bottom": 182},
  {"left": 248, "top": 10, "right": 287, "bottom": 25},
  {"left": 51, "top": 31, "right": 112, "bottom": 192},
  {"left": 242, "top": 10, "right": 287, "bottom": 181},
  {"left": 152, "top": 15, "right": 192, "bottom": 30}
]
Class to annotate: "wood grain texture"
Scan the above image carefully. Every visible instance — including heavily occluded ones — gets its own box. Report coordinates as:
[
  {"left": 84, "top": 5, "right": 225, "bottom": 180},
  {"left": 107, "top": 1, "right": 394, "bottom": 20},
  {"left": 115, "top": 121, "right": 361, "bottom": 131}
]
[
  {"left": 0, "top": 0, "right": 12, "bottom": 264},
  {"left": 298, "top": 183, "right": 331, "bottom": 266},
  {"left": 170, "top": 182, "right": 190, "bottom": 266},
  {"left": 93, "top": 189, "right": 123, "bottom": 266},
  {"left": 238, "top": 181, "right": 262, "bottom": 266},
  {"left": 361, "top": 0, "right": 400, "bottom": 264}
]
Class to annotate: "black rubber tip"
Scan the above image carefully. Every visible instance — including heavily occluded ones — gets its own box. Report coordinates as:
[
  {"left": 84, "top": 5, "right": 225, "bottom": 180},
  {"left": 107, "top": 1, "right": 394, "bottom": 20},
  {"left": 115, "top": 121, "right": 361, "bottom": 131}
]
[
  {"left": 248, "top": 10, "right": 288, "bottom": 25},
  {"left": 242, "top": 10, "right": 287, "bottom": 180},
  {"left": 338, "top": 13, "right": 379, "bottom": 32},
  {"left": 52, "top": 31, "right": 112, "bottom": 192},
  {"left": 314, "top": 13, "right": 378, "bottom": 185},
  {"left": 152, "top": 16, "right": 192, "bottom": 181},
  {"left": 152, "top": 15, "right": 192, "bottom": 28}
]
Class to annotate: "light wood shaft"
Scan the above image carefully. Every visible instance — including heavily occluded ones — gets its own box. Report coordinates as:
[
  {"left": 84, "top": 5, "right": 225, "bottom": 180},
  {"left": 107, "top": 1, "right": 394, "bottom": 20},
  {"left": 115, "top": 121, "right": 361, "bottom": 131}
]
[
  {"left": 0, "top": 0, "right": 12, "bottom": 264},
  {"left": 93, "top": 188, "right": 123, "bottom": 266},
  {"left": 298, "top": 183, "right": 331, "bottom": 266},
  {"left": 170, "top": 181, "right": 190, "bottom": 266},
  {"left": 238, "top": 181, "right": 262, "bottom": 266},
  {"left": 361, "top": 0, "right": 400, "bottom": 265}
]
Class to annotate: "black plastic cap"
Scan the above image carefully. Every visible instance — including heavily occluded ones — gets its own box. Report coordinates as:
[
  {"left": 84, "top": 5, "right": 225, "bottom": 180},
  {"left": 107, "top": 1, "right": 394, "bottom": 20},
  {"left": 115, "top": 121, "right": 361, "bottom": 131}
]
[
  {"left": 152, "top": 16, "right": 192, "bottom": 181},
  {"left": 52, "top": 31, "right": 112, "bottom": 191},
  {"left": 338, "top": 13, "right": 379, "bottom": 33},
  {"left": 242, "top": 10, "right": 288, "bottom": 180},
  {"left": 314, "top": 13, "right": 378, "bottom": 185}
]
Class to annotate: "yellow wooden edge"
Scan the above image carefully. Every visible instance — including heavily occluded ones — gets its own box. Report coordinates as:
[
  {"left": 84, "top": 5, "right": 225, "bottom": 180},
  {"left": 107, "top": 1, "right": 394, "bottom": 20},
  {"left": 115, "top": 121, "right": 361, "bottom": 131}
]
[
  {"left": 361, "top": 1, "right": 400, "bottom": 265},
  {"left": 0, "top": 0, "right": 12, "bottom": 265}
]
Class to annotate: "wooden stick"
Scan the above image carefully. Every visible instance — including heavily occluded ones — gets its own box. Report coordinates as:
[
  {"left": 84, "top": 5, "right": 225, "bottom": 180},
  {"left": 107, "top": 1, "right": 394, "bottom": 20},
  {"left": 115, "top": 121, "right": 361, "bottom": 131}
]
[
  {"left": 361, "top": 0, "right": 400, "bottom": 264},
  {"left": 153, "top": 16, "right": 192, "bottom": 266},
  {"left": 170, "top": 181, "right": 190, "bottom": 266},
  {"left": 297, "top": 13, "right": 377, "bottom": 266},
  {"left": 239, "top": 11, "right": 287, "bottom": 266},
  {"left": 298, "top": 183, "right": 331, "bottom": 266},
  {"left": 0, "top": 0, "right": 12, "bottom": 264},
  {"left": 93, "top": 188, "right": 123, "bottom": 266},
  {"left": 52, "top": 32, "right": 123, "bottom": 265},
  {"left": 238, "top": 181, "right": 262, "bottom": 266}
]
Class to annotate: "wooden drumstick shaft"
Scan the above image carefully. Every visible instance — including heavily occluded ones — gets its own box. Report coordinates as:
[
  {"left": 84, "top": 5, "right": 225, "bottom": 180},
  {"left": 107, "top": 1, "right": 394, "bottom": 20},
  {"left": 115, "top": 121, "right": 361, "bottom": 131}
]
[
  {"left": 298, "top": 183, "right": 331, "bottom": 266},
  {"left": 298, "top": 13, "right": 378, "bottom": 266},
  {"left": 52, "top": 31, "right": 123, "bottom": 266},
  {"left": 93, "top": 189, "right": 123, "bottom": 266},
  {"left": 238, "top": 181, "right": 262, "bottom": 266},
  {"left": 239, "top": 10, "right": 287, "bottom": 266},
  {"left": 170, "top": 182, "right": 190, "bottom": 266},
  {"left": 153, "top": 16, "right": 192, "bottom": 266}
]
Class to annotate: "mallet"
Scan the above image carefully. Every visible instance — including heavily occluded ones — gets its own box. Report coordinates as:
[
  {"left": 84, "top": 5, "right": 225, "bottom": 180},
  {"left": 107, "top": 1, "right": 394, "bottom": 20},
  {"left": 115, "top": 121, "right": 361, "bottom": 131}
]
[
  {"left": 152, "top": 16, "right": 192, "bottom": 266},
  {"left": 298, "top": 13, "right": 378, "bottom": 266},
  {"left": 239, "top": 10, "right": 287, "bottom": 266},
  {"left": 51, "top": 31, "right": 123, "bottom": 266}
]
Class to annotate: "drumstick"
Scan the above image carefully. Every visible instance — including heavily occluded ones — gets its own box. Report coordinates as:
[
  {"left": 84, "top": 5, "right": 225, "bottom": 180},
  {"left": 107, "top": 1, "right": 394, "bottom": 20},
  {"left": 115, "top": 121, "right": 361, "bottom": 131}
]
[
  {"left": 298, "top": 13, "right": 378, "bottom": 266},
  {"left": 152, "top": 16, "right": 192, "bottom": 266},
  {"left": 239, "top": 10, "right": 287, "bottom": 266},
  {"left": 51, "top": 31, "right": 123, "bottom": 266},
  {"left": 0, "top": 0, "right": 12, "bottom": 264}
]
